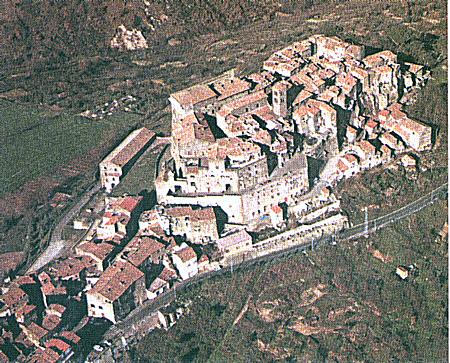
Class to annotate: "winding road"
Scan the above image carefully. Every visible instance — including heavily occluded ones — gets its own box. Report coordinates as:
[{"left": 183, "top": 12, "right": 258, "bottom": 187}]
[
  {"left": 27, "top": 183, "right": 101, "bottom": 274},
  {"left": 104, "top": 182, "right": 448, "bottom": 341}
]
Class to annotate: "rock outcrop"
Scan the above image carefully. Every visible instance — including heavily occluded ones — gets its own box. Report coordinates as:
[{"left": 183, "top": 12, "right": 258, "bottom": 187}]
[{"left": 110, "top": 25, "right": 148, "bottom": 51}]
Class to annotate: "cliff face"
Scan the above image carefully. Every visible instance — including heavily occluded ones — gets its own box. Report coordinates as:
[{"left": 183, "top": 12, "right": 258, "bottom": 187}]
[{"left": 0, "top": 0, "right": 284, "bottom": 68}]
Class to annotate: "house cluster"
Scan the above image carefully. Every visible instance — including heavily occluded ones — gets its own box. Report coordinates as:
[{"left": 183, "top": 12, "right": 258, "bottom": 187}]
[
  {"left": 0, "top": 35, "right": 433, "bottom": 362},
  {"left": 0, "top": 194, "right": 220, "bottom": 362},
  {"left": 155, "top": 34, "right": 431, "bottom": 231}
]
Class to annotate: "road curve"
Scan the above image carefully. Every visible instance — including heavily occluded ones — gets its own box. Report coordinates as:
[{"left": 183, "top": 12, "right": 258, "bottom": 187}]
[
  {"left": 104, "top": 182, "right": 448, "bottom": 340},
  {"left": 27, "top": 183, "right": 101, "bottom": 274}
]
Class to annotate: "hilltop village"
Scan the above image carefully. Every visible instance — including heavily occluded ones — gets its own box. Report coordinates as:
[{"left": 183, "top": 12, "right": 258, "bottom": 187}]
[{"left": 0, "top": 35, "right": 432, "bottom": 362}]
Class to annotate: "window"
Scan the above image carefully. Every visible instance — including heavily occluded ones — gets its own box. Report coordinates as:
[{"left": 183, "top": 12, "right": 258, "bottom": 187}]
[
  {"left": 99, "top": 305, "right": 103, "bottom": 310},
  {"left": 90, "top": 304, "right": 95, "bottom": 308}
]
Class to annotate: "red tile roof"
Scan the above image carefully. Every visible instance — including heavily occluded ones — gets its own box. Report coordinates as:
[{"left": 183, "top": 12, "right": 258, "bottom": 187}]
[
  {"left": 29, "top": 348, "right": 60, "bottom": 363},
  {"left": 217, "top": 90, "right": 267, "bottom": 119},
  {"left": 122, "top": 236, "right": 165, "bottom": 267},
  {"left": 105, "top": 128, "right": 155, "bottom": 167},
  {"left": 76, "top": 242, "right": 114, "bottom": 261},
  {"left": 48, "top": 256, "right": 94, "bottom": 280},
  {"left": 159, "top": 266, "right": 178, "bottom": 281},
  {"left": 45, "top": 338, "right": 71, "bottom": 353},
  {"left": 42, "top": 314, "right": 62, "bottom": 331},
  {"left": 213, "top": 77, "right": 251, "bottom": 101},
  {"left": 24, "top": 322, "right": 48, "bottom": 341},
  {"left": 337, "top": 159, "right": 349, "bottom": 173},
  {"left": 47, "top": 304, "right": 66, "bottom": 316},
  {"left": 14, "top": 275, "right": 36, "bottom": 286},
  {"left": 89, "top": 261, "right": 144, "bottom": 302},
  {"left": 0, "top": 285, "right": 27, "bottom": 308},
  {"left": 165, "top": 206, "right": 216, "bottom": 222},
  {"left": 171, "top": 84, "right": 217, "bottom": 107},
  {"left": 58, "top": 331, "right": 81, "bottom": 345},
  {"left": 15, "top": 304, "right": 36, "bottom": 318},
  {"left": 175, "top": 246, "right": 197, "bottom": 263},
  {"left": 117, "top": 196, "right": 143, "bottom": 213}
]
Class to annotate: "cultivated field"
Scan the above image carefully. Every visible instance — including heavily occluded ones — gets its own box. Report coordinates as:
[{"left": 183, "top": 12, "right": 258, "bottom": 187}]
[{"left": 0, "top": 99, "right": 141, "bottom": 197}]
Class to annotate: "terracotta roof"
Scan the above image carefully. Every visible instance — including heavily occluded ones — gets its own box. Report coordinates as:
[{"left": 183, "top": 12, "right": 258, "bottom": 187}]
[
  {"left": 0, "top": 286, "right": 27, "bottom": 308},
  {"left": 15, "top": 304, "right": 36, "bottom": 317},
  {"left": 405, "top": 62, "right": 424, "bottom": 74},
  {"left": 148, "top": 277, "right": 168, "bottom": 292},
  {"left": 271, "top": 205, "right": 283, "bottom": 213},
  {"left": 357, "top": 140, "right": 376, "bottom": 154},
  {"left": 212, "top": 77, "right": 251, "bottom": 100},
  {"left": 48, "top": 256, "right": 94, "bottom": 280},
  {"left": 29, "top": 348, "right": 60, "bottom": 363},
  {"left": 293, "top": 89, "right": 313, "bottom": 106},
  {"left": 42, "top": 314, "right": 61, "bottom": 331},
  {"left": 216, "top": 230, "right": 252, "bottom": 250},
  {"left": 217, "top": 90, "right": 267, "bottom": 118},
  {"left": 58, "top": 331, "right": 81, "bottom": 345},
  {"left": 366, "top": 120, "right": 378, "bottom": 129},
  {"left": 103, "top": 128, "right": 155, "bottom": 167},
  {"left": 208, "top": 137, "right": 261, "bottom": 160},
  {"left": 122, "top": 236, "right": 165, "bottom": 267},
  {"left": 89, "top": 261, "right": 144, "bottom": 302},
  {"left": 45, "top": 338, "right": 71, "bottom": 353},
  {"left": 76, "top": 242, "right": 114, "bottom": 261},
  {"left": 171, "top": 84, "right": 217, "bottom": 107},
  {"left": 344, "top": 154, "right": 358, "bottom": 164},
  {"left": 14, "top": 275, "right": 36, "bottom": 286},
  {"left": 25, "top": 322, "right": 48, "bottom": 341},
  {"left": 175, "top": 246, "right": 197, "bottom": 263},
  {"left": 47, "top": 304, "right": 66, "bottom": 316},
  {"left": 337, "top": 159, "right": 349, "bottom": 173},
  {"left": 198, "top": 254, "right": 209, "bottom": 264},
  {"left": 165, "top": 206, "right": 215, "bottom": 222},
  {"left": 159, "top": 266, "right": 178, "bottom": 281},
  {"left": 112, "top": 196, "right": 143, "bottom": 213}
]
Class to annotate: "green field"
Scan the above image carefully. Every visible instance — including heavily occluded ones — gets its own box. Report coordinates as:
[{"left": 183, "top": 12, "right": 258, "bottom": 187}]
[{"left": 1, "top": 99, "right": 141, "bottom": 196}]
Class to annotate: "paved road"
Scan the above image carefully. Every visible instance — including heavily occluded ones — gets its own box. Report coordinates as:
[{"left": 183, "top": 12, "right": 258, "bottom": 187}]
[
  {"left": 27, "top": 183, "right": 101, "bottom": 273},
  {"left": 104, "top": 182, "right": 448, "bottom": 341}
]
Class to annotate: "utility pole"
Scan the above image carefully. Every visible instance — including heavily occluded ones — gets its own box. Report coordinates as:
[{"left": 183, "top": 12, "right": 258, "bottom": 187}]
[{"left": 364, "top": 206, "right": 369, "bottom": 238}]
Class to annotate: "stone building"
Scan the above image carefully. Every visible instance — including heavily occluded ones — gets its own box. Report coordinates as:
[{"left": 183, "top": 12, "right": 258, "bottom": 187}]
[
  {"left": 155, "top": 34, "right": 430, "bottom": 229},
  {"left": 171, "top": 243, "right": 198, "bottom": 280},
  {"left": 86, "top": 261, "right": 146, "bottom": 323},
  {"left": 99, "top": 128, "right": 155, "bottom": 193},
  {"left": 164, "top": 206, "right": 219, "bottom": 244}
]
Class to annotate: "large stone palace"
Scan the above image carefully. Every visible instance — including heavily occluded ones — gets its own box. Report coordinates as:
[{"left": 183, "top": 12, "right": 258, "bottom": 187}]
[{"left": 155, "top": 34, "right": 431, "bottom": 228}]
